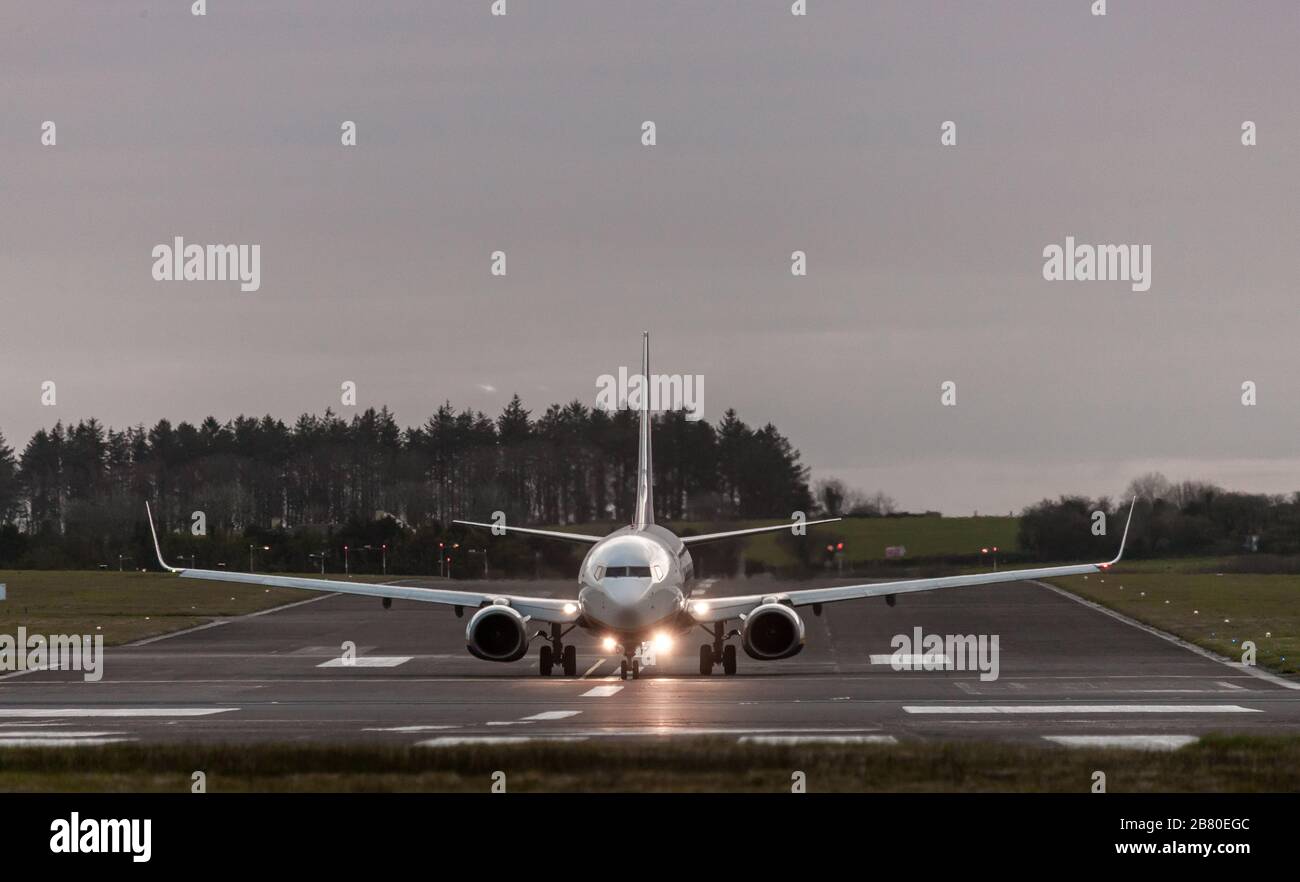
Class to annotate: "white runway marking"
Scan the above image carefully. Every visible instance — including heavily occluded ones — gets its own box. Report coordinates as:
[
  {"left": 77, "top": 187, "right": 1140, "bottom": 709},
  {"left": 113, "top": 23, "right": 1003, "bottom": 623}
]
[
  {"left": 0, "top": 730, "right": 124, "bottom": 739},
  {"left": 521, "top": 710, "right": 581, "bottom": 721},
  {"left": 317, "top": 656, "right": 412, "bottom": 668},
  {"left": 0, "top": 737, "right": 134, "bottom": 747},
  {"left": 362, "top": 725, "right": 459, "bottom": 733},
  {"left": 1044, "top": 735, "right": 1200, "bottom": 751},
  {"left": 417, "top": 736, "right": 590, "bottom": 747},
  {"left": 586, "top": 727, "right": 884, "bottom": 737},
  {"left": 903, "top": 704, "right": 1260, "bottom": 715},
  {"left": 0, "top": 708, "right": 239, "bottom": 718},
  {"left": 869, "top": 654, "right": 953, "bottom": 668},
  {"left": 738, "top": 735, "right": 898, "bottom": 745},
  {"left": 581, "top": 685, "right": 623, "bottom": 698},
  {"left": 580, "top": 659, "right": 605, "bottom": 678}
]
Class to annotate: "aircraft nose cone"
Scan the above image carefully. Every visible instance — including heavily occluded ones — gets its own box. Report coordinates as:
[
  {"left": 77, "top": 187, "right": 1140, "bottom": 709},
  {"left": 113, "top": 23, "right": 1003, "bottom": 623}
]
[{"left": 604, "top": 579, "right": 650, "bottom": 606}]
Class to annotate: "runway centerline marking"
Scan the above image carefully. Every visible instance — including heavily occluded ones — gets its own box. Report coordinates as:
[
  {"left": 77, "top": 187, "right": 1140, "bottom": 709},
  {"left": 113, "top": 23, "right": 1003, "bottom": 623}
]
[
  {"left": 317, "top": 656, "right": 412, "bottom": 668},
  {"left": 581, "top": 685, "right": 623, "bottom": 698},
  {"left": 1044, "top": 735, "right": 1200, "bottom": 751},
  {"left": 903, "top": 704, "right": 1260, "bottom": 715}
]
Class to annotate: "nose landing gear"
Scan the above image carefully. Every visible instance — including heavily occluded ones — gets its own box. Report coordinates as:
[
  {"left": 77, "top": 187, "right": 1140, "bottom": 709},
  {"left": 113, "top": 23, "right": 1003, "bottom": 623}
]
[{"left": 619, "top": 655, "right": 641, "bottom": 680}]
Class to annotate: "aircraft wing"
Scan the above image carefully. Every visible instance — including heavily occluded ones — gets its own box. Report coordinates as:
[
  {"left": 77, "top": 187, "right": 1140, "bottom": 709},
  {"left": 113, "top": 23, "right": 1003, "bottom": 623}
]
[
  {"left": 689, "top": 500, "right": 1134, "bottom": 624},
  {"left": 145, "top": 505, "right": 581, "bottom": 624},
  {"left": 453, "top": 520, "right": 603, "bottom": 544},
  {"left": 679, "top": 517, "right": 841, "bottom": 546}
]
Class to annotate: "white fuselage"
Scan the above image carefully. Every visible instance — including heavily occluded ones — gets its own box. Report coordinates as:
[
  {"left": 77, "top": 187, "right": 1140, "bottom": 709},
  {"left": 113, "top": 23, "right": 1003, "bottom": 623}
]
[{"left": 576, "top": 525, "right": 694, "bottom": 638}]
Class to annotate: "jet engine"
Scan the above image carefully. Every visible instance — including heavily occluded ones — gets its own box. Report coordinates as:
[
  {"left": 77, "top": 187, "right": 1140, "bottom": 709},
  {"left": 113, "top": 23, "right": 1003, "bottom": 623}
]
[
  {"left": 465, "top": 605, "right": 530, "bottom": 662},
  {"left": 741, "top": 603, "right": 806, "bottom": 660}
]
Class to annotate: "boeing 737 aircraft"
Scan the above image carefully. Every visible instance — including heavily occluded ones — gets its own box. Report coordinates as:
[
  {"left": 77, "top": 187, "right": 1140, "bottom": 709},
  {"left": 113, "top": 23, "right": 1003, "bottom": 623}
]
[{"left": 147, "top": 334, "right": 1132, "bottom": 680}]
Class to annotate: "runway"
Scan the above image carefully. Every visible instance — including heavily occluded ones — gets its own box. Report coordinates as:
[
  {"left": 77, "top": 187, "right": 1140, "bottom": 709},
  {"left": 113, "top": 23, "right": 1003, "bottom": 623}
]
[{"left": 2, "top": 574, "right": 1298, "bottom": 748}]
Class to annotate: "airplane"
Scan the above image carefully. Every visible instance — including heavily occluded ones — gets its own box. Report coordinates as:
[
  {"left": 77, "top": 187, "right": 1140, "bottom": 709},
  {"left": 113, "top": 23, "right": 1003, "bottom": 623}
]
[{"left": 146, "top": 333, "right": 1133, "bottom": 681}]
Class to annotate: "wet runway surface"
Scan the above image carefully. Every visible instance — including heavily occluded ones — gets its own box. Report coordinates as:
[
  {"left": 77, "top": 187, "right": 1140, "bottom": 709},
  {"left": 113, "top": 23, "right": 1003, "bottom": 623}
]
[{"left": 3, "top": 574, "right": 1297, "bottom": 749}]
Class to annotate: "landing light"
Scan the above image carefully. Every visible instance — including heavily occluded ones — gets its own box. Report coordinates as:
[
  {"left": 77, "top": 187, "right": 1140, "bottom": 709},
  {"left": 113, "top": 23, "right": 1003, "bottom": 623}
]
[
  {"left": 652, "top": 631, "right": 673, "bottom": 653},
  {"left": 602, "top": 636, "right": 617, "bottom": 652},
  {"left": 562, "top": 602, "right": 578, "bottom": 615},
  {"left": 691, "top": 601, "right": 710, "bottom": 616}
]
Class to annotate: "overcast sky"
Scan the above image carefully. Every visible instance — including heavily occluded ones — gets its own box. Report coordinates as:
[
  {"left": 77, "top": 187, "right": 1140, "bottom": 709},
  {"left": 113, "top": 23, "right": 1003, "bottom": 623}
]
[{"left": 4, "top": 1, "right": 1300, "bottom": 515}]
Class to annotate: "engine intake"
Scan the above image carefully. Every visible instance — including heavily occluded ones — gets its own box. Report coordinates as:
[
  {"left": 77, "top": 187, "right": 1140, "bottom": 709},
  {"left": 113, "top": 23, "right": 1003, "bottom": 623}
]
[
  {"left": 741, "top": 603, "right": 805, "bottom": 660},
  {"left": 466, "top": 605, "right": 530, "bottom": 662}
]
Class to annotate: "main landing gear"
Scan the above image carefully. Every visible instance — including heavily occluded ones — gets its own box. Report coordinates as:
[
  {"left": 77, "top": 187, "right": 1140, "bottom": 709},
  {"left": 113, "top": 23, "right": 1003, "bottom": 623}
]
[
  {"left": 698, "top": 622, "right": 737, "bottom": 676},
  {"left": 538, "top": 623, "right": 578, "bottom": 677}
]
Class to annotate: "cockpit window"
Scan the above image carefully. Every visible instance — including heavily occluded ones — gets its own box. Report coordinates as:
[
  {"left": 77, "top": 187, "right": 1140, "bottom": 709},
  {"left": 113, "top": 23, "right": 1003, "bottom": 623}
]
[{"left": 604, "top": 566, "right": 652, "bottom": 578}]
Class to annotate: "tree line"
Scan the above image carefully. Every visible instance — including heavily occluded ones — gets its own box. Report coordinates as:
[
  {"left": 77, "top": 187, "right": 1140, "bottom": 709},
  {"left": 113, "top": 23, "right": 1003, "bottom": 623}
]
[
  {"left": 1018, "top": 473, "right": 1300, "bottom": 561},
  {"left": 0, "top": 397, "right": 813, "bottom": 572}
]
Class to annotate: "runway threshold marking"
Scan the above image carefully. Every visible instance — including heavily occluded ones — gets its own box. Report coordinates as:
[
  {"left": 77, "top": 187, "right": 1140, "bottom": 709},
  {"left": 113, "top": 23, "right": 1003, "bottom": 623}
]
[
  {"left": 316, "top": 656, "right": 412, "bottom": 668},
  {"left": 581, "top": 685, "right": 623, "bottom": 697},
  {"left": 0, "top": 708, "right": 240, "bottom": 718},
  {"left": 1043, "top": 735, "right": 1200, "bottom": 751},
  {"left": 903, "top": 704, "right": 1260, "bottom": 714}
]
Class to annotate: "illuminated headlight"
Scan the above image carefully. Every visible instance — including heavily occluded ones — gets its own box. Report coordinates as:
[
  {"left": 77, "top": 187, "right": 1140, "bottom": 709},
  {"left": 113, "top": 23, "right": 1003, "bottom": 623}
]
[
  {"left": 602, "top": 636, "right": 617, "bottom": 652},
  {"left": 691, "top": 601, "right": 710, "bottom": 617},
  {"left": 562, "top": 603, "right": 578, "bottom": 615},
  {"left": 652, "top": 631, "right": 673, "bottom": 653}
]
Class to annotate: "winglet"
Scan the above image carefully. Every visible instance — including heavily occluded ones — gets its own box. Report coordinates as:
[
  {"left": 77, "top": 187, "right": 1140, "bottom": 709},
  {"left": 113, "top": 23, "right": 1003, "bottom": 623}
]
[
  {"left": 145, "top": 502, "right": 182, "bottom": 573},
  {"left": 1097, "top": 496, "right": 1136, "bottom": 568}
]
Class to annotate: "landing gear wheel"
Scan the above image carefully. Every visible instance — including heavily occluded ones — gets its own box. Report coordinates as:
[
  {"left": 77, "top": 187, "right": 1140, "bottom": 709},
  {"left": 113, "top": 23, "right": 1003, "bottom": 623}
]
[
  {"left": 632, "top": 659, "right": 641, "bottom": 680},
  {"left": 539, "top": 644, "right": 553, "bottom": 676},
  {"left": 722, "top": 644, "right": 737, "bottom": 676},
  {"left": 699, "top": 644, "right": 713, "bottom": 675},
  {"left": 562, "top": 644, "right": 577, "bottom": 676},
  {"left": 619, "top": 659, "right": 629, "bottom": 680}
]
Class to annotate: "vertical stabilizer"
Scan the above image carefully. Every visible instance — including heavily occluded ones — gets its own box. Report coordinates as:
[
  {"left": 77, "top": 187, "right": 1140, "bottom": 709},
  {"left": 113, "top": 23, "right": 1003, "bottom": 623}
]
[{"left": 633, "top": 332, "right": 654, "bottom": 528}]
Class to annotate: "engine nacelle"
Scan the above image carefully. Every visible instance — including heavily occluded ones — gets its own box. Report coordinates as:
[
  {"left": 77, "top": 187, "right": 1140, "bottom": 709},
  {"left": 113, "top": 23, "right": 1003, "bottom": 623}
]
[
  {"left": 465, "top": 604, "right": 530, "bottom": 662},
  {"left": 741, "top": 603, "right": 805, "bottom": 660}
]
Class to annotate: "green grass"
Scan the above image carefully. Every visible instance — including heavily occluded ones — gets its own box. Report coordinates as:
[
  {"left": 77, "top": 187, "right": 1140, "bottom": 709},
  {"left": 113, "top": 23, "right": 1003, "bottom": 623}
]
[
  {"left": 0, "top": 570, "right": 387, "bottom": 645},
  {"left": 1050, "top": 560, "right": 1300, "bottom": 676},
  {"left": 0, "top": 735, "right": 1295, "bottom": 792}
]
